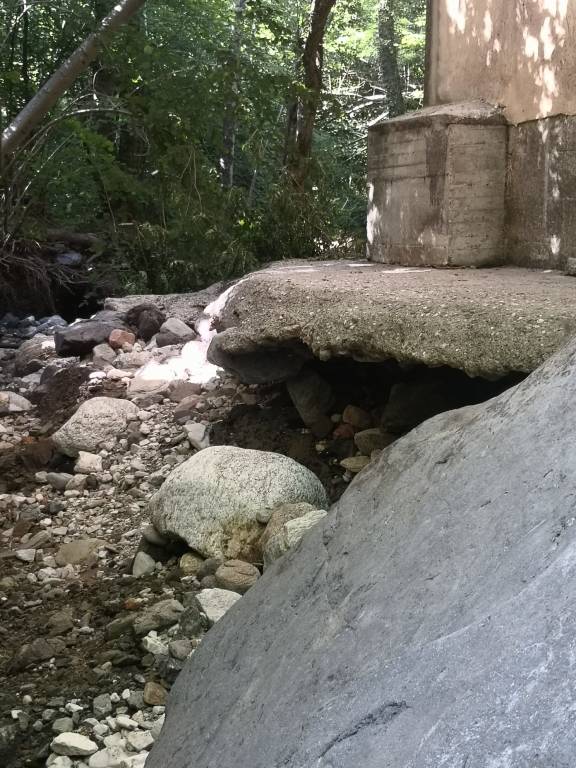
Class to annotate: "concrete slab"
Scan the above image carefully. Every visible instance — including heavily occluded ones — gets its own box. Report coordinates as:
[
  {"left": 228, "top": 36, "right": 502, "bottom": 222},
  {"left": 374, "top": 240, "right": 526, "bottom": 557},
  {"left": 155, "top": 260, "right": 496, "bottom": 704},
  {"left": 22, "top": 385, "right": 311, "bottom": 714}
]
[{"left": 211, "top": 261, "right": 576, "bottom": 378}]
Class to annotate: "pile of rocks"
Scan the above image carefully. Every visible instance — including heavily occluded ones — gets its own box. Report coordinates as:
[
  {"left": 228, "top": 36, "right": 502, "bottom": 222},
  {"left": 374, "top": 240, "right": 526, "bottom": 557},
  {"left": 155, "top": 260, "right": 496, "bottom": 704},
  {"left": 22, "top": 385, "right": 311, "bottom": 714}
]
[
  {"left": 286, "top": 367, "right": 401, "bottom": 479},
  {"left": 0, "top": 313, "right": 67, "bottom": 352},
  {"left": 28, "top": 686, "right": 164, "bottom": 768},
  {"left": 0, "top": 293, "right": 339, "bottom": 768}
]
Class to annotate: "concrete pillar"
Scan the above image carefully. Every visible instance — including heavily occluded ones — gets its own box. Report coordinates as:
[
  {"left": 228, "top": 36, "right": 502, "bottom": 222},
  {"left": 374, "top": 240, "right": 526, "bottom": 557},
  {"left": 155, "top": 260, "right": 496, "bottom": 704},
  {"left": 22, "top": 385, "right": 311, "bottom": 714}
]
[{"left": 368, "top": 0, "right": 576, "bottom": 271}]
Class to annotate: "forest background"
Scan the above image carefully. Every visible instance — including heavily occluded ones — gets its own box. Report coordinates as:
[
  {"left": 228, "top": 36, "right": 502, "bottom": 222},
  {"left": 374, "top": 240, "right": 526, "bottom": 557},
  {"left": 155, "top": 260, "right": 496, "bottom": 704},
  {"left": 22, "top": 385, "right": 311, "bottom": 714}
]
[{"left": 0, "top": 0, "right": 426, "bottom": 303}]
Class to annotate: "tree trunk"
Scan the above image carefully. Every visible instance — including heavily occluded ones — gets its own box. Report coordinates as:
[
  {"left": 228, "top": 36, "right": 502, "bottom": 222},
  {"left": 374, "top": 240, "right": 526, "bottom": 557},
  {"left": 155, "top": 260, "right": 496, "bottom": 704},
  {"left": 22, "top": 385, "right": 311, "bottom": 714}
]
[
  {"left": 287, "top": 0, "right": 337, "bottom": 187},
  {"left": 1, "top": 0, "right": 146, "bottom": 156},
  {"left": 221, "top": 0, "right": 247, "bottom": 189},
  {"left": 378, "top": 0, "right": 405, "bottom": 118},
  {"left": 283, "top": 24, "right": 303, "bottom": 168},
  {"left": 21, "top": 1, "right": 30, "bottom": 101}
]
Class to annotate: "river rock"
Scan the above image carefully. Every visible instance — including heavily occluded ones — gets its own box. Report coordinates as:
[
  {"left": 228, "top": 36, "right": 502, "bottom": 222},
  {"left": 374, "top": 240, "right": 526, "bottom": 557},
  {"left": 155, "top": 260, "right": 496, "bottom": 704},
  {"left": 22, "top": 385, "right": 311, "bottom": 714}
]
[
  {"left": 149, "top": 446, "right": 328, "bottom": 559},
  {"left": 169, "top": 382, "right": 203, "bottom": 403},
  {"left": 88, "top": 746, "right": 130, "bottom": 767},
  {"left": 126, "top": 379, "right": 171, "bottom": 405},
  {"left": 340, "top": 455, "right": 370, "bottom": 473},
  {"left": 353, "top": 428, "right": 394, "bottom": 455},
  {"left": 74, "top": 451, "right": 103, "bottom": 474},
  {"left": 173, "top": 396, "right": 201, "bottom": 424},
  {"left": 287, "top": 369, "right": 334, "bottom": 436},
  {"left": 133, "top": 599, "right": 184, "bottom": 636},
  {"left": 0, "top": 391, "right": 32, "bottom": 414},
  {"left": 54, "top": 313, "right": 126, "bottom": 356},
  {"left": 342, "top": 404, "right": 372, "bottom": 430},
  {"left": 262, "top": 507, "right": 327, "bottom": 568},
  {"left": 51, "top": 733, "right": 98, "bottom": 757},
  {"left": 46, "top": 472, "right": 73, "bottom": 491},
  {"left": 55, "top": 538, "right": 106, "bottom": 566},
  {"left": 93, "top": 694, "right": 112, "bottom": 718},
  {"left": 179, "top": 552, "right": 204, "bottom": 576},
  {"left": 14, "top": 334, "right": 56, "bottom": 375},
  {"left": 92, "top": 343, "right": 117, "bottom": 367},
  {"left": 132, "top": 551, "right": 156, "bottom": 577},
  {"left": 146, "top": 336, "right": 576, "bottom": 767},
  {"left": 156, "top": 318, "right": 196, "bottom": 347},
  {"left": 177, "top": 603, "right": 204, "bottom": 638},
  {"left": 9, "top": 637, "right": 66, "bottom": 672},
  {"left": 259, "top": 502, "right": 316, "bottom": 551},
  {"left": 124, "top": 303, "right": 166, "bottom": 341},
  {"left": 108, "top": 329, "right": 136, "bottom": 349},
  {"left": 215, "top": 560, "right": 260, "bottom": 594},
  {"left": 143, "top": 682, "right": 168, "bottom": 707},
  {"left": 183, "top": 422, "right": 209, "bottom": 450},
  {"left": 126, "top": 730, "right": 154, "bottom": 751},
  {"left": 196, "top": 588, "right": 241, "bottom": 626},
  {"left": 51, "top": 397, "right": 138, "bottom": 456}
]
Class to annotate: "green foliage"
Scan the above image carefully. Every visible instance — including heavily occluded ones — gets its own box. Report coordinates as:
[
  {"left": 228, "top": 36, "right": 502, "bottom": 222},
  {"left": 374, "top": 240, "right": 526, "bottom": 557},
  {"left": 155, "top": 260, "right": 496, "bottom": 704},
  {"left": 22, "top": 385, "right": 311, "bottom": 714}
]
[{"left": 1, "top": 0, "right": 426, "bottom": 295}]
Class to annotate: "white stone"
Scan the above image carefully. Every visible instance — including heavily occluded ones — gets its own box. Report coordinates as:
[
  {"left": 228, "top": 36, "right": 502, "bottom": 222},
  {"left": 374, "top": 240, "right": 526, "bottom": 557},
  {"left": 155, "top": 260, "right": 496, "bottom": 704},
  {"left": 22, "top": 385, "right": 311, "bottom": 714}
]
[
  {"left": 150, "top": 714, "right": 165, "bottom": 742},
  {"left": 131, "top": 551, "right": 156, "bottom": 578},
  {"left": 74, "top": 452, "right": 103, "bottom": 475},
  {"left": 51, "top": 397, "right": 138, "bottom": 457},
  {"left": 125, "top": 730, "right": 154, "bottom": 751},
  {"left": 0, "top": 391, "right": 32, "bottom": 414},
  {"left": 88, "top": 746, "right": 131, "bottom": 768},
  {"left": 47, "top": 756, "right": 74, "bottom": 768},
  {"left": 115, "top": 715, "right": 138, "bottom": 731},
  {"left": 51, "top": 732, "right": 98, "bottom": 757},
  {"left": 141, "top": 633, "right": 169, "bottom": 655},
  {"left": 197, "top": 588, "right": 241, "bottom": 626},
  {"left": 16, "top": 548, "right": 36, "bottom": 563},
  {"left": 103, "top": 733, "right": 125, "bottom": 748},
  {"left": 120, "top": 754, "right": 149, "bottom": 768},
  {"left": 183, "top": 422, "right": 209, "bottom": 451}
]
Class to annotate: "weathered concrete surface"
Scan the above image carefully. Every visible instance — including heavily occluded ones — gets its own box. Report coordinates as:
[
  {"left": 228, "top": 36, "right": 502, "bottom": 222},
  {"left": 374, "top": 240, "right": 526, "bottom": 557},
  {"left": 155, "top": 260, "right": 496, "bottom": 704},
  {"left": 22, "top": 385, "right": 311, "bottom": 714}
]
[
  {"left": 426, "top": 0, "right": 576, "bottom": 124},
  {"left": 368, "top": 102, "right": 506, "bottom": 267},
  {"left": 148, "top": 333, "right": 576, "bottom": 768},
  {"left": 208, "top": 261, "right": 576, "bottom": 379}
]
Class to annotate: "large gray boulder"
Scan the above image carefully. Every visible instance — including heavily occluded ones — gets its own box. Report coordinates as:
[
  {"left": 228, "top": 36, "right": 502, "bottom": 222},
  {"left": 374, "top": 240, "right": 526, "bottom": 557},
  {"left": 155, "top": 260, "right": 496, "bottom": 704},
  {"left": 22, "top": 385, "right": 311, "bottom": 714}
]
[
  {"left": 148, "top": 339, "right": 576, "bottom": 767},
  {"left": 51, "top": 396, "right": 138, "bottom": 456},
  {"left": 54, "top": 311, "right": 127, "bottom": 356},
  {"left": 149, "top": 446, "right": 329, "bottom": 559}
]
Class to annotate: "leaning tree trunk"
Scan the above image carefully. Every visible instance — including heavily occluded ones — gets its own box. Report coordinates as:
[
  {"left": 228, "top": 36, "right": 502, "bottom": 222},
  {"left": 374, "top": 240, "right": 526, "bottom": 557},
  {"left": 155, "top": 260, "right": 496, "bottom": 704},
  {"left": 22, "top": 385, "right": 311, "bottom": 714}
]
[
  {"left": 287, "top": 0, "right": 337, "bottom": 188},
  {"left": 1, "top": 0, "right": 146, "bottom": 156},
  {"left": 378, "top": 0, "right": 405, "bottom": 118}
]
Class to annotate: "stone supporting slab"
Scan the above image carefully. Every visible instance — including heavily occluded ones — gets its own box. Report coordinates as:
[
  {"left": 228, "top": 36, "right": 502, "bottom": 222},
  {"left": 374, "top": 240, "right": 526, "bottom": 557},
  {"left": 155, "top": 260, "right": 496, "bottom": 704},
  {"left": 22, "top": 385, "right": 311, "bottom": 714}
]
[{"left": 208, "top": 261, "right": 576, "bottom": 380}]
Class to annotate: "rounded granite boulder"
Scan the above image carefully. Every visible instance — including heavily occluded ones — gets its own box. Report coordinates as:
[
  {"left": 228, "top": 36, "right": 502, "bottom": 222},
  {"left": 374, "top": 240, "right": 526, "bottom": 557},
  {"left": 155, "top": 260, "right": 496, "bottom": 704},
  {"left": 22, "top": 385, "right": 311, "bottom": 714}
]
[{"left": 149, "top": 446, "right": 329, "bottom": 560}]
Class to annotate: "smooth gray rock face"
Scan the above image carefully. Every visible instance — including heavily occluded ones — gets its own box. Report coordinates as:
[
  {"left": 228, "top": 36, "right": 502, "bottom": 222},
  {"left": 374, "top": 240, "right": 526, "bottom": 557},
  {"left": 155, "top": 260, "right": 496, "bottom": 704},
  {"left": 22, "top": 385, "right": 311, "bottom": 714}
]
[
  {"left": 148, "top": 339, "right": 576, "bottom": 767},
  {"left": 51, "top": 397, "right": 138, "bottom": 456},
  {"left": 149, "top": 446, "right": 329, "bottom": 559}
]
